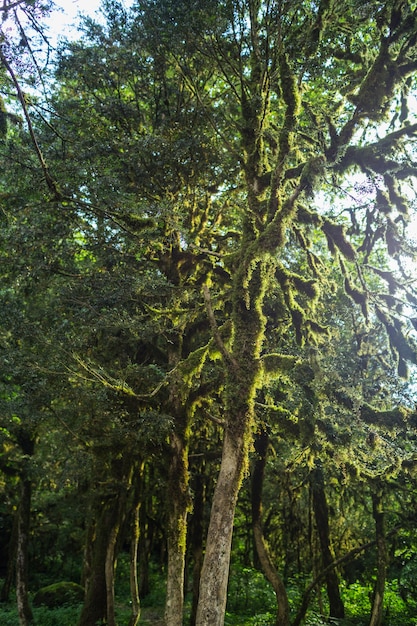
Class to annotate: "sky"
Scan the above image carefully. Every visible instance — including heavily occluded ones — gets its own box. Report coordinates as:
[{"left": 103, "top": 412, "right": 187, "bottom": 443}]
[
  {"left": 44, "top": 0, "right": 135, "bottom": 43},
  {"left": 45, "top": 0, "right": 108, "bottom": 41}
]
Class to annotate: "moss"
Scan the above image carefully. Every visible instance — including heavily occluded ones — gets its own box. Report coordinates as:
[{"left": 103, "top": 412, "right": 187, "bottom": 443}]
[
  {"left": 360, "top": 403, "right": 408, "bottom": 429},
  {"left": 344, "top": 276, "right": 366, "bottom": 306},
  {"left": 322, "top": 220, "right": 356, "bottom": 261},
  {"left": 384, "top": 174, "right": 409, "bottom": 215},
  {"left": 261, "top": 353, "right": 299, "bottom": 377},
  {"left": 33, "top": 582, "right": 84, "bottom": 608}
]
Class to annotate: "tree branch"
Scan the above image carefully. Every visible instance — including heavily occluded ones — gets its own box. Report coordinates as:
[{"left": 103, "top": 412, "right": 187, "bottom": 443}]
[{"left": 0, "top": 47, "right": 61, "bottom": 198}]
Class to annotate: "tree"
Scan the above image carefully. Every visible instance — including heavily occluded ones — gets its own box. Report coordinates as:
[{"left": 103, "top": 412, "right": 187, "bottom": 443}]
[{"left": 2, "top": 1, "right": 417, "bottom": 624}]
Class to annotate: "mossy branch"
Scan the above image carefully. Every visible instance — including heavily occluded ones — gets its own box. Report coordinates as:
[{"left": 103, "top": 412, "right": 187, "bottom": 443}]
[{"left": 202, "top": 284, "right": 238, "bottom": 370}]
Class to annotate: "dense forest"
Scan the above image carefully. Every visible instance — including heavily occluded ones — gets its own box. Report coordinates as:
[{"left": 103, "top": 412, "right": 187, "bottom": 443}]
[{"left": 2, "top": 0, "right": 417, "bottom": 625}]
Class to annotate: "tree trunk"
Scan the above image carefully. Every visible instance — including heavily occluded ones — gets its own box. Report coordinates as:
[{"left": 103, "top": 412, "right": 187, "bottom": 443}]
[
  {"left": 311, "top": 461, "right": 344, "bottom": 619},
  {"left": 252, "top": 428, "right": 290, "bottom": 626},
  {"left": 128, "top": 466, "right": 144, "bottom": 626},
  {"left": 105, "top": 522, "right": 118, "bottom": 626},
  {"left": 164, "top": 430, "right": 190, "bottom": 626},
  {"left": 128, "top": 506, "right": 141, "bottom": 626},
  {"left": 1, "top": 510, "right": 18, "bottom": 602},
  {"left": 78, "top": 491, "right": 126, "bottom": 626},
  {"left": 195, "top": 420, "right": 249, "bottom": 626},
  {"left": 16, "top": 477, "right": 34, "bottom": 626},
  {"left": 196, "top": 256, "right": 268, "bottom": 625},
  {"left": 189, "top": 471, "right": 204, "bottom": 626},
  {"left": 138, "top": 507, "right": 150, "bottom": 598},
  {"left": 79, "top": 452, "right": 134, "bottom": 626},
  {"left": 78, "top": 509, "right": 111, "bottom": 626},
  {"left": 369, "top": 489, "right": 387, "bottom": 626}
]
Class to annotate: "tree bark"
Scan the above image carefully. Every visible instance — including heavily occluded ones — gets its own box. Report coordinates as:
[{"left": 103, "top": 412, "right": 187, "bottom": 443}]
[
  {"left": 164, "top": 429, "right": 190, "bottom": 626},
  {"left": 78, "top": 483, "right": 129, "bottom": 626},
  {"left": 252, "top": 428, "right": 290, "bottom": 626},
  {"left": 78, "top": 508, "right": 112, "bottom": 626},
  {"left": 105, "top": 521, "right": 118, "bottom": 626},
  {"left": 16, "top": 477, "right": 34, "bottom": 626},
  {"left": 196, "top": 256, "right": 269, "bottom": 625},
  {"left": 369, "top": 489, "right": 387, "bottom": 626},
  {"left": 128, "top": 503, "right": 141, "bottom": 626},
  {"left": 195, "top": 420, "right": 249, "bottom": 626},
  {"left": 311, "top": 461, "right": 344, "bottom": 619},
  {"left": 189, "top": 471, "right": 204, "bottom": 626},
  {"left": 128, "top": 466, "right": 144, "bottom": 626},
  {"left": 1, "top": 509, "right": 18, "bottom": 602}
]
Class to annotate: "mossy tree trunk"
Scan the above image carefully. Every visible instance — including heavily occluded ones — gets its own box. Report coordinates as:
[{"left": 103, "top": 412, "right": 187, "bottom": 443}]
[
  {"left": 195, "top": 417, "right": 252, "bottom": 625},
  {"left": 164, "top": 427, "right": 191, "bottom": 626},
  {"left": 311, "top": 461, "right": 344, "bottom": 619},
  {"left": 196, "top": 10, "right": 300, "bottom": 621},
  {"left": 78, "top": 502, "right": 117, "bottom": 626}
]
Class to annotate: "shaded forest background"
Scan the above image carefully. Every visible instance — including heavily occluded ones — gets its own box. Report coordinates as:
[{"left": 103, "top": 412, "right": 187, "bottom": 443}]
[{"left": 2, "top": 1, "right": 417, "bottom": 625}]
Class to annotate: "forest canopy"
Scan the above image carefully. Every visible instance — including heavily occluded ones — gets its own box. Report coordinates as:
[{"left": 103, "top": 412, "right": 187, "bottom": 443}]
[{"left": 2, "top": 1, "right": 417, "bottom": 626}]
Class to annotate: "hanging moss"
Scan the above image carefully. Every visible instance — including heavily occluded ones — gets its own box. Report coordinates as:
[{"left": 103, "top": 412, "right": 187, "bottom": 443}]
[
  {"left": 299, "top": 156, "right": 326, "bottom": 197},
  {"left": 349, "top": 42, "right": 398, "bottom": 120},
  {"left": 384, "top": 174, "right": 409, "bottom": 215},
  {"left": 291, "top": 274, "right": 320, "bottom": 300},
  {"left": 368, "top": 266, "right": 399, "bottom": 294},
  {"left": 322, "top": 220, "right": 356, "bottom": 260},
  {"left": 307, "top": 319, "right": 330, "bottom": 342},
  {"left": 375, "top": 306, "right": 417, "bottom": 374},
  {"left": 261, "top": 353, "right": 299, "bottom": 377},
  {"left": 375, "top": 188, "right": 391, "bottom": 215},
  {"left": 344, "top": 276, "right": 368, "bottom": 318}
]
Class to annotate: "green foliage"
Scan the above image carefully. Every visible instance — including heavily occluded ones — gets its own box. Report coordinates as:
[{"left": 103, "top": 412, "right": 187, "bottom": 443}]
[
  {"left": 227, "top": 565, "right": 276, "bottom": 616},
  {"left": 0, "top": 602, "right": 83, "bottom": 626}
]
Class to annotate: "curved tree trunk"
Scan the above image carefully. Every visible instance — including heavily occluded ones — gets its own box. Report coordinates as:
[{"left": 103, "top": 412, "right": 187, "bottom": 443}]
[
  {"left": 369, "top": 488, "right": 387, "bottom": 626},
  {"left": 252, "top": 428, "right": 290, "bottom": 626},
  {"left": 128, "top": 464, "right": 144, "bottom": 626},
  {"left": 311, "top": 461, "right": 344, "bottom": 619},
  {"left": 196, "top": 259, "right": 271, "bottom": 625}
]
